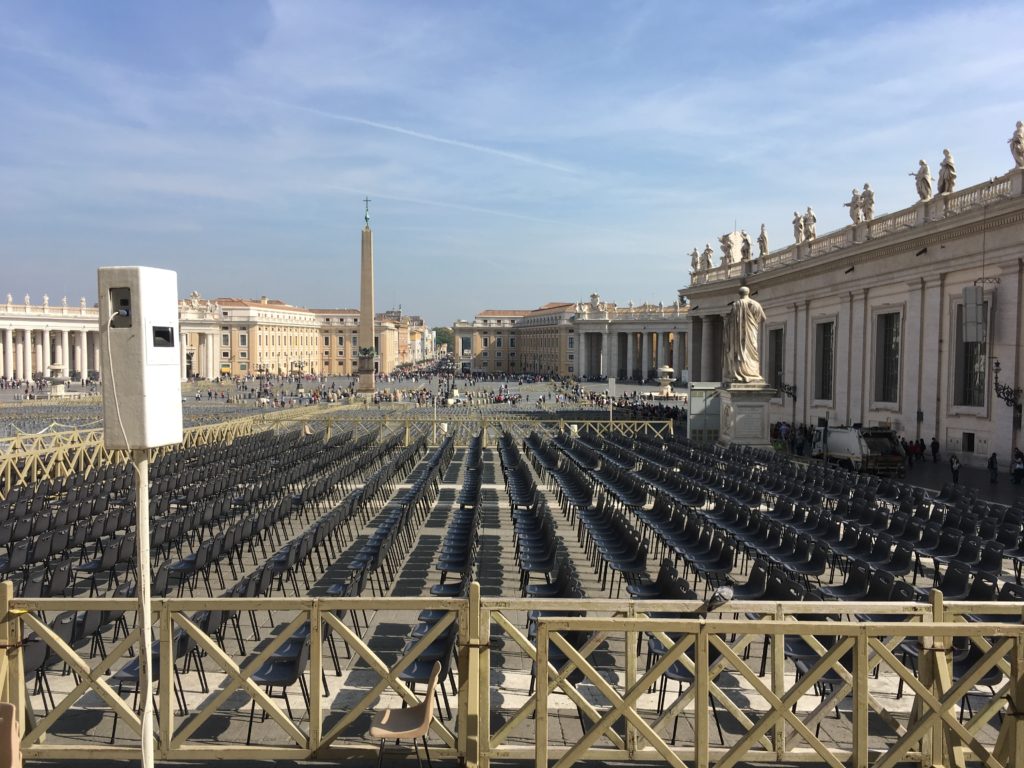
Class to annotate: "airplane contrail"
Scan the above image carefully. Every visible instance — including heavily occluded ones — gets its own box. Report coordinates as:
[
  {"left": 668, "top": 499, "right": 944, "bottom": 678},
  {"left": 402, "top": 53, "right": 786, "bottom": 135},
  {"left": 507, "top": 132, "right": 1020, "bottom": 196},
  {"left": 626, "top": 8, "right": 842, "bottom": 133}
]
[{"left": 257, "top": 96, "right": 577, "bottom": 174}]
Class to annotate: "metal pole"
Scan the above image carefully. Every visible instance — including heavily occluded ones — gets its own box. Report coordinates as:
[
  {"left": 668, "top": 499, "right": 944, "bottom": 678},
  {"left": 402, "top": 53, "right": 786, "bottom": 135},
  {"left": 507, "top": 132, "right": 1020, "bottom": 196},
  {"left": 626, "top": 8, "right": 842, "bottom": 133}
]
[
  {"left": 433, "top": 378, "right": 438, "bottom": 445},
  {"left": 608, "top": 376, "right": 615, "bottom": 424},
  {"left": 133, "top": 448, "right": 154, "bottom": 768}
]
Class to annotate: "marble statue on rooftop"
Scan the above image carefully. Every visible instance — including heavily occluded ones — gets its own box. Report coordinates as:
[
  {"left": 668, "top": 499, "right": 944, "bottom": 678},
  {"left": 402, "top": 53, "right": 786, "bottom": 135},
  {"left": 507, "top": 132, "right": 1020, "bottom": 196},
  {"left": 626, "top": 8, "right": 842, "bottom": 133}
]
[
  {"left": 24, "top": 295, "right": 30, "bottom": 306},
  {"left": 844, "top": 188, "right": 863, "bottom": 224},
  {"left": 719, "top": 233, "right": 736, "bottom": 264},
  {"left": 700, "top": 244, "right": 714, "bottom": 271},
  {"left": 1010, "top": 121, "right": 1024, "bottom": 168},
  {"left": 861, "top": 183, "right": 875, "bottom": 221},
  {"left": 803, "top": 207, "right": 817, "bottom": 240},
  {"left": 722, "top": 286, "right": 766, "bottom": 384},
  {"left": 80, "top": 297, "right": 86, "bottom": 308},
  {"left": 937, "top": 149, "right": 957, "bottom": 194},
  {"left": 740, "top": 230, "right": 752, "bottom": 261},
  {"left": 690, "top": 248, "right": 700, "bottom": 273},
  {"left": 757, "top": 224, "right": 768, "bottom": 258},
  {"left": 43, "top": 295, "right": 49, "bottom": 308},
  {"left": 6, "top": 294, "right": 12, "bottom": 306},
  {"left": 61, "top": 296, "right": 67, "bottom": 307},
  {"left": 912, "top": 160, "right": 933, "bottom": 201},
  {"left": 793, "top": 211, "right": 804, "bottom": 244}
]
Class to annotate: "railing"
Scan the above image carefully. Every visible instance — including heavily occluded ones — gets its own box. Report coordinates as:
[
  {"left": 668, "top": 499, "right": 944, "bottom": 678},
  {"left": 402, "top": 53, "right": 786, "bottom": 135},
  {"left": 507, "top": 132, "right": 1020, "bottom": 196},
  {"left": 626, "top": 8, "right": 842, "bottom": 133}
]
[
  {"left": 690, "top": 168, "right": 1024, "bottom": 286},
  {"left": 4, "top": 584, "right": 1022, "bottom": 767},
  {"left": 809, "top": 229, "right": 853, "bottom": 257}
]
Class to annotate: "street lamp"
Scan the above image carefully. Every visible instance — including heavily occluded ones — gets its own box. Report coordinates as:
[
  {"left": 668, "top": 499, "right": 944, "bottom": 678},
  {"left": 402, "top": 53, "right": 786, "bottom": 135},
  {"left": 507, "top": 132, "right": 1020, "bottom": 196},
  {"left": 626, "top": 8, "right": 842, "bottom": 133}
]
[
  {"left": 778, "top": 382, "right": 798, "bottom": 447},
  {"left": 992, "top": 359, "right": 1022, "bottom": 429}
]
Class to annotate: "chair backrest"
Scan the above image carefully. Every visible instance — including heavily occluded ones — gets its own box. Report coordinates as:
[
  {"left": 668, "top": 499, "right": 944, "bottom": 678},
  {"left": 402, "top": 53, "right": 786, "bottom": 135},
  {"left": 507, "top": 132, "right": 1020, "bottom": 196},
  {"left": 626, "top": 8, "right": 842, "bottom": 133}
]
[{"left": 417, "top": 660, "right": 442, "bottom": 730}]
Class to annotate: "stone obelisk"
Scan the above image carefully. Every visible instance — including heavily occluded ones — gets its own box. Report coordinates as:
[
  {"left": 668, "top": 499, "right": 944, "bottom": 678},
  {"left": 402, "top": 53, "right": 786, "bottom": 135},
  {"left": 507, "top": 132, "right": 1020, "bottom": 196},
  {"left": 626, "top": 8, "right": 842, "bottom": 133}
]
[{"left": 356, "top": 198, "right": 376, "bottom": 394}]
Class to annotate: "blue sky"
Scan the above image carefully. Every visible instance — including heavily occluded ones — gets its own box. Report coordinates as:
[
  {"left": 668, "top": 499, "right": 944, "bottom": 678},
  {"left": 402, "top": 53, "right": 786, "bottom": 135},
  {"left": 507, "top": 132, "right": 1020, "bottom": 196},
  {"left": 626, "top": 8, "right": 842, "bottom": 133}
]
[{"left": 3, "top": 1, "right": 1023, "bottom": 326}]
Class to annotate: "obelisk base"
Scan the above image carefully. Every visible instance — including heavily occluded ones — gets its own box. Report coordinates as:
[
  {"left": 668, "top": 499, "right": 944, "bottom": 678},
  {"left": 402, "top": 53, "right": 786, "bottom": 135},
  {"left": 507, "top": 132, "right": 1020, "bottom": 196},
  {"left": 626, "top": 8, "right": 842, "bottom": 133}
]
[
  {"left": 356, "top": 355, "right": 375, "bottom": 394},
  {"left": 718, "top": 383, "right": 774, "bottom": 448}
]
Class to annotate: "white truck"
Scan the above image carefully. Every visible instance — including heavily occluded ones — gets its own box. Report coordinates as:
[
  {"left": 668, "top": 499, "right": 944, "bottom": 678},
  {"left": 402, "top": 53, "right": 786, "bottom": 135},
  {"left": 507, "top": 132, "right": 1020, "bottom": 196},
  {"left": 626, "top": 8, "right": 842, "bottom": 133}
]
[{"left": 811, "top": 425, "right": 905, "bottom": 477}]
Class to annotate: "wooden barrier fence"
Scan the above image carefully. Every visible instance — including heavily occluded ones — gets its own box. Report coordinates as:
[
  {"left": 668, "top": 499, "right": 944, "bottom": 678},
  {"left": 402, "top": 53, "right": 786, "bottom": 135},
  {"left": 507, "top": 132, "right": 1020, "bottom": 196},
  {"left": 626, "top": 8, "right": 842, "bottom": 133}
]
[{"left": 2, "top": 584, "right": 1023, "bottom": 767}]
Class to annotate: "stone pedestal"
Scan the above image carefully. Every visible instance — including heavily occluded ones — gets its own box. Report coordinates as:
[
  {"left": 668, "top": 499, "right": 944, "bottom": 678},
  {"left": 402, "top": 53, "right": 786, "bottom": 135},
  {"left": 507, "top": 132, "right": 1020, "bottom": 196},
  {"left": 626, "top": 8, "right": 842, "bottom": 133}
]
[{"left": 718, "top": 383, "right": 774, "bottom": 448}]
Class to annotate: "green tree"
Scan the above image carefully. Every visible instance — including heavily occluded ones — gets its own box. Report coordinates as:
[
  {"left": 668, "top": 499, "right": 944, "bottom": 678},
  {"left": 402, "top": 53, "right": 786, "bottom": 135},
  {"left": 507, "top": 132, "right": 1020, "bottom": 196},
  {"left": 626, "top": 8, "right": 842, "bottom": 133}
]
[{"left": 433, "top": 326, "right": 453, "bottom": 349}]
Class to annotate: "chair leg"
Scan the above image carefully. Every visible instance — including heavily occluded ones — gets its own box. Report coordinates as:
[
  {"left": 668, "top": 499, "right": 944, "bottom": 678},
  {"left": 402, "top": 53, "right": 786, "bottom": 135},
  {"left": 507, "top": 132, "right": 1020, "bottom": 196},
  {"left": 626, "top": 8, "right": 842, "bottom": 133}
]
[
  {"left": 422, "top": 735, "right": 433, "bottom": 768},
  {"left": 376, "top": 738, "right": 386, "bottom": 768},
  {"left": 246, "top": 698, "right": 256, "bottom": 745}
]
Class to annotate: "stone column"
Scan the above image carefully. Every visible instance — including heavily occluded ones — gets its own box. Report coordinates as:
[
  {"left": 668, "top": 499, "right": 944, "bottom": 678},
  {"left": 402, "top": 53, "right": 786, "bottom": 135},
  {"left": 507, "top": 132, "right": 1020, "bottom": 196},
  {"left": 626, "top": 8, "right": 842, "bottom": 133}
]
[
  {"left": 641, "top": 332, "right": 650, "bottom": 381},
  {"left": 700, "top": 316, "right": 716, "bottom": 383},
  {"left": 2, "top": 328, "right": 12, "bottom": 380},
  {"left": 59, "top": 330, "right": 69, "bottom": 377},
  {"left": 626, "top": 332, "right": 635, "bottom": 380},
  {"left": 76, "top": 330, "right": 87, "bottom": 378},
  {"left": 15, "top": 331, "right": 24, "bottom": 380},
  {"left": 603, "top": 330, "right": 614, "bottom": 378},
  {"left": 207, "top": 334, "right": 216, "bottom": 378},
  {"left": 34, "top": 331, "right": 43, "bottom": 377},
  {"left": 656, "top": 332, "right": 667, "bottom": 369},
  {"left": 92, "top": 332, "right": 101, "bottom": 377},
  {"left": 180, "top": 331, "right": 188, "bottom": 381}
]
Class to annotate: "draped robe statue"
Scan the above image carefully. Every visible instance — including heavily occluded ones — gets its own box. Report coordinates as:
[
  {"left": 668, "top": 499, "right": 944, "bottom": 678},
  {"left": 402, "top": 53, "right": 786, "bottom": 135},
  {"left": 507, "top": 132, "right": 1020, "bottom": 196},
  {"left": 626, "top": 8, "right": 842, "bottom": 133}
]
[{"left": 722, "top": 286, "right": 767, "bottom": 384}]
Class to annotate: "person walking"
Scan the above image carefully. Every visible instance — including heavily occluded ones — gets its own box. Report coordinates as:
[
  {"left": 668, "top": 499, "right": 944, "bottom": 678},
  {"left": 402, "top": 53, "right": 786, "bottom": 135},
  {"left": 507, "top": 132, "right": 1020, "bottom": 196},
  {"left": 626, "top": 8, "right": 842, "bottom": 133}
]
[
  {"left": 930, "top": 437, "right": 940, "bottom": 463},
  {"left": 1013, "top": 450, "right": 1024, "bottom": 485},
  {"left": 987, "top": 452, "right": 999, "bottom": 484},
  {"left": 949, "top": 454, "right": 961, "bottom": 484}
]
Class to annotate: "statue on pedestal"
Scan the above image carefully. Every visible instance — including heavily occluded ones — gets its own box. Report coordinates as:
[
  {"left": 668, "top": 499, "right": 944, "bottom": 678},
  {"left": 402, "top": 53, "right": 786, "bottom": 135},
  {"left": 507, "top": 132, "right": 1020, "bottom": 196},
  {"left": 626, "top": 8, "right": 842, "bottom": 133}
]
[
  {"left": 844, "top": 188, "right": 863, "bottom": 224},
  {"left": 700, "top": 244, "right": 714, "bottom": 271},
  {"left": 719, "top": 233, "right": 736, "bottom": 264},
  {"left": 1010, "top": 121, "right": 1024, "bottom": 168},
  {"left": 861, "top": 183, "right": 875, "bottom": 221},
  {"left": 911, "top": 160, "right": 932, "bottom": 201},
  {"left": 722, "top": 286, "right": 766, "bottom": 384},
  {"left": 740, "top": 230, "right": 752, "bottom": 261},
  {"left": 757, "top": 224, "right": 768, "bottom": 258},
  {"left": 793, "top": 211, "right": 804, "bottom": 244},
  {"left": 937, "top": 148, "right": 957, "bottom": 194},
  {"left": 803, "top": 207, "right": 817, "bottom": 240},
  {"left": 690, "top": 248, "right": 700, "bottom": 273}
]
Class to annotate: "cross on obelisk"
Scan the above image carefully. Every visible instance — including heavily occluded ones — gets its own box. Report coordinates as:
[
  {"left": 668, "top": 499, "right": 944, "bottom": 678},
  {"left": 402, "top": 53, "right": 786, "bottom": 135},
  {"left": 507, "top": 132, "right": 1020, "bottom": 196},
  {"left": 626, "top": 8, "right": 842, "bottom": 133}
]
[{"left": 357, "top": 198, "right": 376, "bottom": 394}]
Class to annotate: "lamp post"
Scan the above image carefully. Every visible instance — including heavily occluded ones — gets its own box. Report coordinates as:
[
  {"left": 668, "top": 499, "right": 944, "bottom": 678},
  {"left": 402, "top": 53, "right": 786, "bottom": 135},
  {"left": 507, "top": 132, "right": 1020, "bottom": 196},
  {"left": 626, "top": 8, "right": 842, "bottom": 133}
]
[
  {"left": 993, "top": 359, "right": 1022, "bottom": 431},
  {"left": 433, "top": 376, "right": 439, "bottom": 444}
]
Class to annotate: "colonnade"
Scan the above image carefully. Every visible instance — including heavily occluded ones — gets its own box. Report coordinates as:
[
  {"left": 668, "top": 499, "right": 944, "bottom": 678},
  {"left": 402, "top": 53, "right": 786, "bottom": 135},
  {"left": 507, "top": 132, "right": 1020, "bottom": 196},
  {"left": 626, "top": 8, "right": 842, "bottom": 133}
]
[
  {"left": 0, "top": 327, "right": 99, "bottom": 382},
  {"left": 0, "top": 327, "right": 223, "bottom": 382},
  {"left": 576, "top": 329, "right": 687, "bottom": 382},
  {"left": 182, "top": 331, "right": 220, "bottom": 380}
]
